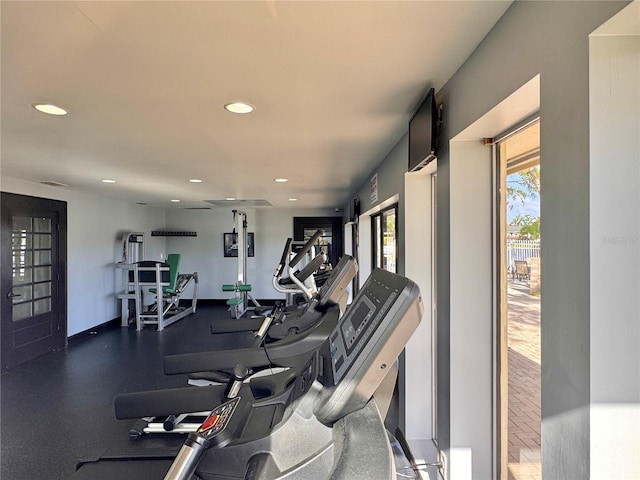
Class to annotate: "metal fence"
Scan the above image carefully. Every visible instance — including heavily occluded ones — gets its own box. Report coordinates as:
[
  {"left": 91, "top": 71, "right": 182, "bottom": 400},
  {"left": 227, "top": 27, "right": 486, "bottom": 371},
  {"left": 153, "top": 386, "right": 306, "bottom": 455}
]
[{"left": 506, "top": 239, "right": 540, "bottom": 270}]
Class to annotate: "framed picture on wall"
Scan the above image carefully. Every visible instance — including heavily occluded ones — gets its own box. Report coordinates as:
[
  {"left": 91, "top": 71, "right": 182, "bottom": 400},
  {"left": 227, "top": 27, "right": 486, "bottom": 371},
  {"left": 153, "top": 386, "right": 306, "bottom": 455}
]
[{"left": 224, "top": 233, "right": 255, "bottom": 257}]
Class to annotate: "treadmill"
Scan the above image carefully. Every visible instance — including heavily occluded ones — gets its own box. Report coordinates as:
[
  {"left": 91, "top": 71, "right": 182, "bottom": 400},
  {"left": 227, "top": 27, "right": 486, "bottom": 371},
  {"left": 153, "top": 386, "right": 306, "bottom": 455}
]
[
  {"left": 163, "top": 252, "right": 358, "bottom": 378},
  {"left": 116, "top": 254, "right": 357, "bottom": 439},
  {"left": 71, "top": 268, "right": 424, "bottom": 480}
]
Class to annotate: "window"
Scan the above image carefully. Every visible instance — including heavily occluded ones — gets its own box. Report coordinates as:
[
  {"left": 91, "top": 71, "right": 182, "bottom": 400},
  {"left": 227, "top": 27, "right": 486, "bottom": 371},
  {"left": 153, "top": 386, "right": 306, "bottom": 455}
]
[{"left": 371, "top": 205, "right": 397, "bottom": 273}]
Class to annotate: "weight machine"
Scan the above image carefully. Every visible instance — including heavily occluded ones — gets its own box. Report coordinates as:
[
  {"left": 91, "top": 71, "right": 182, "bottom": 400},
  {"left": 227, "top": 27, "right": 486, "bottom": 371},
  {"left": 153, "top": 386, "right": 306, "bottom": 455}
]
[
  {"left": 223, "top": 210, "right": 261, "bottom": 318},
  {"left": 116, "top": 232, "right": 145, "bottom": 327},
  {"left": 116, "top": 232, "right": 198, "bottom": 331}
]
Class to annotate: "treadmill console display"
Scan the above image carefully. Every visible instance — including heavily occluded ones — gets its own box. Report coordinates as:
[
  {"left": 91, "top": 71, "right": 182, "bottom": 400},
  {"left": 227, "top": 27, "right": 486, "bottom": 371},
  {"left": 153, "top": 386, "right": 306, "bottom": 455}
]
[
  {"left": 340, "top": 297, "right": 376, "bottom": 353},
  {"left": 326, "top": 269, "right": 415, "bottom": 385},
  {"left": 314, "top": 268, "right": 422, "bottom": 424},
  {"left": 317, "top": 255, "right": 357, "bottom": 308},
  {"left": 313, "top": 268, "right": 423, "bottom": 425}
]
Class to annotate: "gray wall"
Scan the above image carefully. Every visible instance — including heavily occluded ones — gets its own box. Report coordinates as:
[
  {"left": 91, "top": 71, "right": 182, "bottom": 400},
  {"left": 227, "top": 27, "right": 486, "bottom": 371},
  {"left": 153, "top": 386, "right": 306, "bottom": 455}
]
[
  {"left": 349, "top": 133, "right": 409, "bottom": 277},
  {"left": 434, "top": 1, "right": 629, "bottom": 479},
  {"left": 344, "top": 1, "right": 631, "bottom": 478}
]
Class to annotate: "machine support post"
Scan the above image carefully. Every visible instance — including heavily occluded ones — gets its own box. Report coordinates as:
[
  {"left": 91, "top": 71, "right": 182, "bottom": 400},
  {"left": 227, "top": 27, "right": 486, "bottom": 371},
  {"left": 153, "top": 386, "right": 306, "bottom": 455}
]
[{"left": 224, "top": 210, "right": 260, "bottom": 318}]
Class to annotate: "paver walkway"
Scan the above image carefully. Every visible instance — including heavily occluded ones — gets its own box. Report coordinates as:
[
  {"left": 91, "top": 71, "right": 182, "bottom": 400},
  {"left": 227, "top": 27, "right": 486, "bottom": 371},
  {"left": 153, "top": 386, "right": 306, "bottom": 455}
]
[{"left": 507, "top": 280, "right": 541, "bottom": 480}]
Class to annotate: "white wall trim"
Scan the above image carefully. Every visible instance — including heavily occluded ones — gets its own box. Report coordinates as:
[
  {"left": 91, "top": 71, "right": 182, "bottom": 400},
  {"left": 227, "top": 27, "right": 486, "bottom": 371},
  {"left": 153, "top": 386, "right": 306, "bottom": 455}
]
[{"left": 404, "top": 163, "right": 437, "bottom": 443}]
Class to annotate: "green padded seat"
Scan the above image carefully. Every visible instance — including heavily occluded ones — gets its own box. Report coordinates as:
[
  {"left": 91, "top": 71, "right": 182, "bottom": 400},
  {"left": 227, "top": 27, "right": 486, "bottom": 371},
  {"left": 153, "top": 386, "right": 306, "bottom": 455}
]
[{"left": 149, "top": 253, "right": 181, "bottom": 295}]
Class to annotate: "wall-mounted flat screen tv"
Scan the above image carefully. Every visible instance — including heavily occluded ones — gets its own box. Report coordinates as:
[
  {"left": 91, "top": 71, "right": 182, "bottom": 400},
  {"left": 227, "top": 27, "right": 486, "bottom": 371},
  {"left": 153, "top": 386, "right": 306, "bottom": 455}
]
[{"left": 408, "top": 87, "right": 437, "bottom": 172}]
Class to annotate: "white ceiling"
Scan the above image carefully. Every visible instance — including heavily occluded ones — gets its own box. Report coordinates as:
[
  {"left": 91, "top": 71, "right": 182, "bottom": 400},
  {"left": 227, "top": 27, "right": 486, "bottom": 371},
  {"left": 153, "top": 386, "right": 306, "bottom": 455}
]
[{"left": 1, "top": 1, "right": 512, "bottom": 210}]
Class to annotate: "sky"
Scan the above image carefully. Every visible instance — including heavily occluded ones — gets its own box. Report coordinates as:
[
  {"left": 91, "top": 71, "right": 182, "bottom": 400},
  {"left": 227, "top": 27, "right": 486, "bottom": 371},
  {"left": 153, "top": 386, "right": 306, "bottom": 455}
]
[{"left": 506, "top": 173, "right": 540, "bottom": 225}]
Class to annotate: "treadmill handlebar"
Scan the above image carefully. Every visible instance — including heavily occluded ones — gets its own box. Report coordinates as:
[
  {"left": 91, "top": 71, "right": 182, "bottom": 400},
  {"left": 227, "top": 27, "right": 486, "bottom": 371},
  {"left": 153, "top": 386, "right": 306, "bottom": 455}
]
[
  {"left": 164, "top": 434, "right": 208, "bottom": 480},
  {"left": 165, "top": 306, "right": 339, "bottom": 375},
  {"left": 293, "top": 251, "right": 327, "bottom": 283},
  {"left": 255, "top": 315, "right": 273, "bottom": 338},
  {"left": 289, "top": 230, "right": 323, "bottom": 269},
  {"left": 165, "top": 347, "right": 270, "bottom": 375}
]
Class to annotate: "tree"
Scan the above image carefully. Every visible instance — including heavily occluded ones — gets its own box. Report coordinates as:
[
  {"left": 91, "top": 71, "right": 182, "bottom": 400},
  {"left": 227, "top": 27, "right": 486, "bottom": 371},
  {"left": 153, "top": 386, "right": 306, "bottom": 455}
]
[
  {"left": 507, "top": 166, "right": 540, "bottom": 239},
  {"left": 507, "top": 166, "right": 540, "bottom": 208},
  {"left": 511, "top": 214, "right": 540, "bottom": 239}
]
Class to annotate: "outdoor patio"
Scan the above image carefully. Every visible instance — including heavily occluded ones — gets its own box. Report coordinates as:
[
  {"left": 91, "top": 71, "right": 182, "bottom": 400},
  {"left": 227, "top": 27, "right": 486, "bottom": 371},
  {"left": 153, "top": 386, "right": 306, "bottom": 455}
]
[{"left": 507, "top": 278, "right": 541, "bottom": 480}]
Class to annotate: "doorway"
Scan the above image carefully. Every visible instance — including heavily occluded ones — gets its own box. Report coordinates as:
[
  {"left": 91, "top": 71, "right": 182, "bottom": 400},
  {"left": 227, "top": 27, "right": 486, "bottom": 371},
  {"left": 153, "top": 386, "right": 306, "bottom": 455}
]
[
  {"left": 293, "top": 216, "right": 343, "bottom": 266},
  {"left": 496, "top": 120, "right": 541, "bottom": 480},
  {"left": 1, "top": 192, "right": 67, "bottom": 370}
]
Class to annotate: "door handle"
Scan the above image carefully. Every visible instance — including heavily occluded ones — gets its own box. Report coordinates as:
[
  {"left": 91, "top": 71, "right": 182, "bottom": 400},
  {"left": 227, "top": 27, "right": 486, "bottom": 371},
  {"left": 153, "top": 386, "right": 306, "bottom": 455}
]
[{"left": 7, "top": 292, "right": 22, "bottom": 299}]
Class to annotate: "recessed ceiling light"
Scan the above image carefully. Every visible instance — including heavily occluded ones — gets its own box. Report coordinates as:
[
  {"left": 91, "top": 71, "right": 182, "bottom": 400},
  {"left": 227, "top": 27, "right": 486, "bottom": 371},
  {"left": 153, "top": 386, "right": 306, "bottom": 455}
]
[
  {"left": 171, "top": 199, "right": 181, "bottom": 203},
  {"left": 33, "top": 104, "right": 68, "bottom": 115},
  {"left": 101, "top": 179, "right": 116, "bottom": 183},
  {"left": 226, "top": 197, "right": 236, "bottom": 201},
  {"left": 288, "top": 198, "right": 298, "bottom": 202},
  {"left": 274, "top": 178, "right": 288, "bottom": 183},
  {"left": 224, "top": 102, "right": 254, "bottom": 114},
  {"left": 189, "top": 179, "right": 203, "bottom": 183}
]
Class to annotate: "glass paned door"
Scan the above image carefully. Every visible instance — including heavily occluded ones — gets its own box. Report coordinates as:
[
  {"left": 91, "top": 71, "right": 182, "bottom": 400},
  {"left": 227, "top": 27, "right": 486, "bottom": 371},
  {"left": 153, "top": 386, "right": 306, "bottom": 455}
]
[
  {"left": 1, "top": 192, "right": 66, "bottom": 370},
  {"left": 11, "top": 216, "right": 53, "bottom": 321}
]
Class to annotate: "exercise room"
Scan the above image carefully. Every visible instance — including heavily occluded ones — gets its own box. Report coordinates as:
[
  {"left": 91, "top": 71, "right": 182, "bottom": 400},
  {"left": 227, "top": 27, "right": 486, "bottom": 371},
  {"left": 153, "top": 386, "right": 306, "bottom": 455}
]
[{"left": 2, "top": 2, "right": 638, "bottom": 480}]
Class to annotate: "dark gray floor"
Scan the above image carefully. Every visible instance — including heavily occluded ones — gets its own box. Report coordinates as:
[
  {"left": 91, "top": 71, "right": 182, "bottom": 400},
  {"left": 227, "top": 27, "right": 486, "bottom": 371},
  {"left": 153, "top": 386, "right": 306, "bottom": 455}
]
[{"left": 0, "top": 306, "right": 252, "bottom": 480}]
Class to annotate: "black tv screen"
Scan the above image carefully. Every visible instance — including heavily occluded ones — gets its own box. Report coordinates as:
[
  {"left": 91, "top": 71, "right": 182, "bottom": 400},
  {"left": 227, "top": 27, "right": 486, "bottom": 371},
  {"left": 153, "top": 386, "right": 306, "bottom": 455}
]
[{"left": 408, "top": 87, "right": 437, "bottom": 172}]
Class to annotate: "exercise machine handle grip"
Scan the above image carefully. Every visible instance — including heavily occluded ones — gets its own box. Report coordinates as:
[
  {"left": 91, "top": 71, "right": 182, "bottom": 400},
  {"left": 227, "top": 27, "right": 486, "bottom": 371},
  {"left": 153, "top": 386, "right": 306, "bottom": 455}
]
[
  {"left": 224, "top": 364, "right": 251, "bottom": 399},
  {"left": 289, "top": 230, "right": 323, "bottom": 269},
  {"left": 273, "top": 238, "right": 293, "bottom": 278},
  {"left": 255, "top": 315, "right": 274, "bottom": 338},
  {"left": 165, "top": 348, "right": 270, "bottom": 374},
  {"left": 293, "top": 252, "right": 327, "bottom": 283},
  {"left": 164, "top": 433, "right": 208, "bottom": 480}
]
